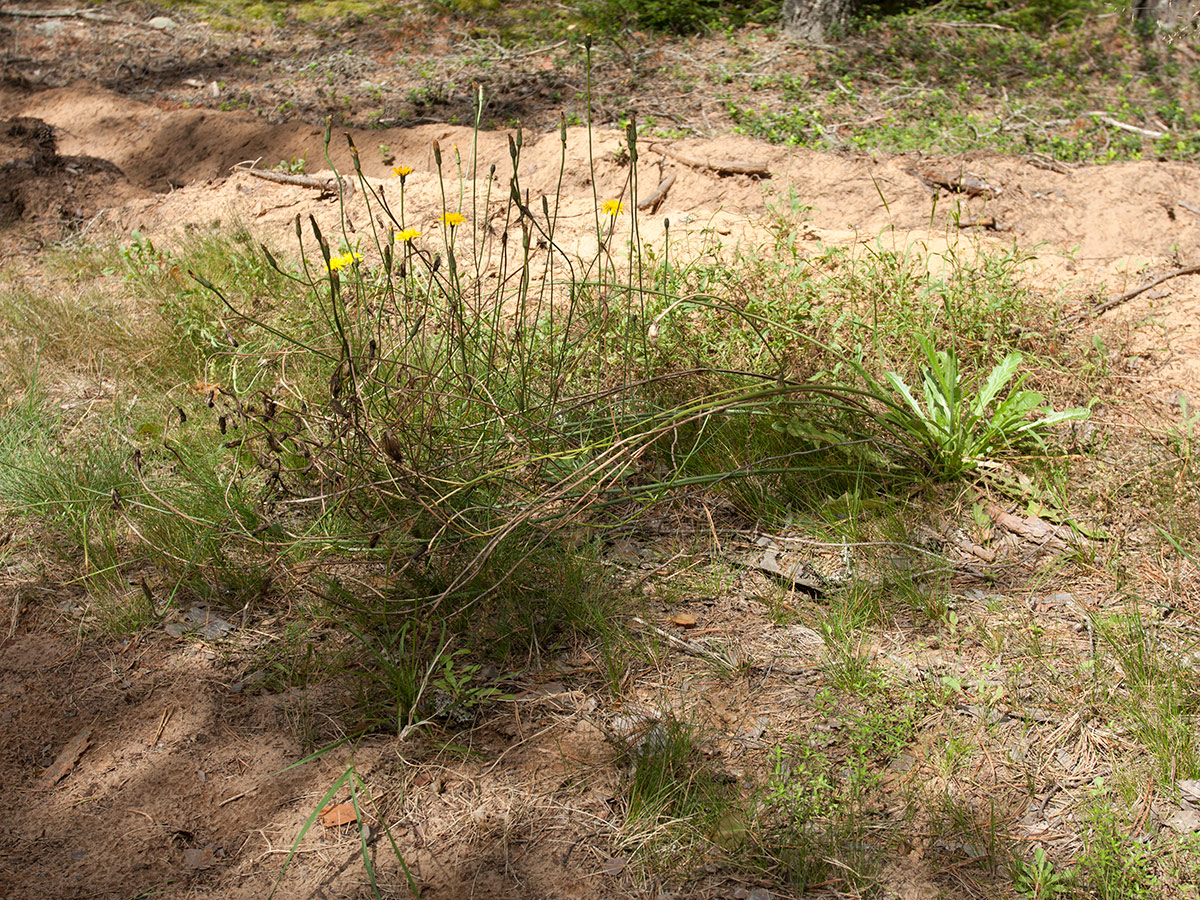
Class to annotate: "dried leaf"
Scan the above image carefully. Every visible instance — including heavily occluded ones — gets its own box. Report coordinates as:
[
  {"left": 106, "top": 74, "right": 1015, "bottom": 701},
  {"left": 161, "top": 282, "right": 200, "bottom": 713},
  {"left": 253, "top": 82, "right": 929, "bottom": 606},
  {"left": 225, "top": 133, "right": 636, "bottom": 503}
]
[
  {"left": 43, "top": 728, "right": 92, "bottom": 786},
  {"left": 319, "top": 801, "right": 357, "bottom": 828},
  {"left": 183, "top": 847, "right": 216, "bottom": 870},
  {"left": 1165, "top": 808, "right": 1200, "bottom": 834},
  {"left": 670, "top": 612, "right": 697, "bottom": 628},
  {"left": 600, "top": 856, "right": 628, "bottom": 876}
]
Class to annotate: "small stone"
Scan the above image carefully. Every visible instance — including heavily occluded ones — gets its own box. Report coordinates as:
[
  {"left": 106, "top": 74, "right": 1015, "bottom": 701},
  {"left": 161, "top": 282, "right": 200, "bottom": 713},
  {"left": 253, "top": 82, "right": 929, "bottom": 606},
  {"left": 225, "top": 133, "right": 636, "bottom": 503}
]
[
  {"left": 147, "top": 16, "right": 178, "bottom": 31},
  {"left": 34, "top": 20, "right": 66, "bottom": 38},
  {"left": 888, "top": 752, "right": 916, "bottom": 774}
]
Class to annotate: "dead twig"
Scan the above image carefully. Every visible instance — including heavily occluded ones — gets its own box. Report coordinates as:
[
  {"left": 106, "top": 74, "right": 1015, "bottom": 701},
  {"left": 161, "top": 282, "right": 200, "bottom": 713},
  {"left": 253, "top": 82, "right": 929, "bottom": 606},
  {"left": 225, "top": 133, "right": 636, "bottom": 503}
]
[
  {"left": 234, "top": 164, "right": 355, "bottom": 199},
  {"left": 1177, "top": 198, "right": 1200, "bottom": 218},
  {"left": 0, "top": 7, "right": 126, "bottom": 24},
  {"left": 1087, "top": 111, "right": 1168, "bottom": 139},
  {"left": 630, "top": 615, "right": 731, "bottom": 665},
  {"left": 1077, "top": 264, "right": 1200, "bottom": 319},
  {"left": 637, "top": 172, "right": 675, "bottom": 212},
  {"left": 649, "top": 142, "right": 770, "bottom": 177}
]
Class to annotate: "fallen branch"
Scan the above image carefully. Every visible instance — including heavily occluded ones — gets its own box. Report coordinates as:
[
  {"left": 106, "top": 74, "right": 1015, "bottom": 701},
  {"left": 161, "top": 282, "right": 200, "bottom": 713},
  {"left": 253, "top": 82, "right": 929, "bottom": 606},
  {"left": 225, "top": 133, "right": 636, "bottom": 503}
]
[
  {"left": 1177, "top": 198, "right": 1200, "bottom": 218},
  {"left": 637, "top": 172, "right": 675, "bottom": 212},
  {"left": 631, "top": 616, "right": 732, "bottom": 665},
  {"left": 235, "top": 164, "right": 355, "bottom": 199},
  {"left": 909, "top": 165, "right": 999, "bottom": 197},
  {"left": 0, "top": 7, "right": 125, "bottom": 24},
  {"left": 649, "top": 142, "right": 770, "bottom": 177},
  {"left": 1080, "top": 264, "right": 1200, "bottom": 319},
  {"left": 1087, "top": 111, "right": 1167, "bottom": 140},
  {"left": 955, "top": 215, "right": 998, "bottom": 230}
]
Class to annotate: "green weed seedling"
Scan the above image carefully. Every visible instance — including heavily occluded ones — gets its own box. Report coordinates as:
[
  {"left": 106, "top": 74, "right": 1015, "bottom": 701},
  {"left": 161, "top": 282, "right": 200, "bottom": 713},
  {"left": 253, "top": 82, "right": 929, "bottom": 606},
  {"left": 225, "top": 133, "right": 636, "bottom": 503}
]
[
  {"left": 1011, "top": 845, "right": 1076, "bottom": 900},
  {"left": 873, "top": 337, "right": 1089, "bottom": 480},
  {"left": 271, "top": 752, "right": 416, "bottom": 900}
]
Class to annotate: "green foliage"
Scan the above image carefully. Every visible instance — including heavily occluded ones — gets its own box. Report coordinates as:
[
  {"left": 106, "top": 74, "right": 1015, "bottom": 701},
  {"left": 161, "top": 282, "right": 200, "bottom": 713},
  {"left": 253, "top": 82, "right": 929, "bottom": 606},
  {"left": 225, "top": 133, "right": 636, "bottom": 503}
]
[
  {"left": 871, "top": 338, "right": 1089, "bottom": 479},
  {"left": 1012, "top": 846, "right": 1076, "bottom": 900},
  {"left": 582, "top": 0, "right": 774, "bottom": 35},
  {"left": 728, "top": 7, "right": 1200, "bottom": 163},
  {"left": 1080, "top": 798, "right": 1160, "bottom": 900}
]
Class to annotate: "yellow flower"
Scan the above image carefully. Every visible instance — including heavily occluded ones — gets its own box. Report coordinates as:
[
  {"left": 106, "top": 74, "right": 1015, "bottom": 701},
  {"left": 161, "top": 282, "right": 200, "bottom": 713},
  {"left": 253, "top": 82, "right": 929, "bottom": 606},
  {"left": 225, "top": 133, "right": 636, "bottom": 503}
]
[
  {"left": 395, "top": 228, "right": 420, "bottom": 242},
  {"left": 441, "top": 212, "right": 466, "bottom": 228},
  {"left": 601, "top": 199, "right": 625, "bottom": 217},
  {"left": 326, "top": 251, "right": 363, "bottom": 272},
  {"left": 392, "top": 165, "right": 413, "bottom": 178}
]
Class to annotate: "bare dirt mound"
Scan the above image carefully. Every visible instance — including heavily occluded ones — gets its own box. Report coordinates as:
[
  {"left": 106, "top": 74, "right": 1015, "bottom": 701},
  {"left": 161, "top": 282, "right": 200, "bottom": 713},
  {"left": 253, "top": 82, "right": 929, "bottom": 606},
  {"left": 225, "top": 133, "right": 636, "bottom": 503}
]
[
  {"left": 10, "top": 81, "right": 1196, "bottom": 399},
  {"left": 0, "top": 114, "right": 148, "bottom": 240}
]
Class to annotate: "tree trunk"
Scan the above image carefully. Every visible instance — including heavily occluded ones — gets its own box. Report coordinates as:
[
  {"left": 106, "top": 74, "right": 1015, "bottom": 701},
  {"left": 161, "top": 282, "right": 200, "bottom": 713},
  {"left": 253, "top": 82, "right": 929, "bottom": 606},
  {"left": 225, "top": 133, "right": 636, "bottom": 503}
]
[
  {"left": 1133, "top": 0, "right": 1200, "bottom": 32},
  {"left": 783, "top": 0, "right": 856, "bottom": 43}
]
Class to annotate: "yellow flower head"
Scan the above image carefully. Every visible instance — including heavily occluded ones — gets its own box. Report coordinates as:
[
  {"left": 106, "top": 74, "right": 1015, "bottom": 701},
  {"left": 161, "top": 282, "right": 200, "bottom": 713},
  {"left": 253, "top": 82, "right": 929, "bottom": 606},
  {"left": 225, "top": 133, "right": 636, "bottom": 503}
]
[
  {"left": 441, "top": 212, "right": 466, "bottom": 228},
  {"left": 395, "top": 227, "right": 421, "bottom": 243},
  {"left": 392, "top": 165, "right": 413, "bottom": 178},
  {"left": 601, "top": 199, "right": 625, "bottom": 217},
  {"left": 326, "top": 251, "right": 363, "bottom": 272}
]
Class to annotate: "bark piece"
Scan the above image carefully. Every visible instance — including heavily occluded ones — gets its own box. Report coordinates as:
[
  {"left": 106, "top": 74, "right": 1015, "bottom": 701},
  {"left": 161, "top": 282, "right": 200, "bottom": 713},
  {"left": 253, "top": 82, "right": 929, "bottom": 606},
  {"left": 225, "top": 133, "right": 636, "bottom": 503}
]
[{"left": 43, "top": 727, "right": 92, "bottom": 785}]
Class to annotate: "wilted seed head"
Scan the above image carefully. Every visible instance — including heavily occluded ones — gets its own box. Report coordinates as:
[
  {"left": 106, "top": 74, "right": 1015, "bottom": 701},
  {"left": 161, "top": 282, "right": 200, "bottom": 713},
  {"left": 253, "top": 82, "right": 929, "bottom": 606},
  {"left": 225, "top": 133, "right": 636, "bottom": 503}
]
[
  {"left": 489, "top": 163, "right": 496, "bottom": 178},
  {"left": 382, "top": 245, "right": 392, "bottom": 271},
  {"left": 368, "top": 338, "right": 377, "bottom": 359},
  {"left": 501, "top": 230, "right": 508, "bottom": 247},
  {"left": 207, "top": 390, "right": 216, "bottom": 408},
  {"left": 515, "top": 126, "right": 523, "bottom": 151},
  {"left": 542, "top": 195, "right": 550, "bottom": 218},
  {"left": 432, "top": 253, "right": 441, "bottom": 273},
  {"left": 176, "top": 406, "right": 187, "bottom": 425},
  {"left": 111, "top": 488, "right": 122, "bottom": 510},
  {"left": 584, "top": 33, "right": 592, "bottom": 50},
  {"left": 432, "top": 139, "right": 442, "bottom": 167},
  {"left": 131, "top": 448, "right": 142, "bottom": 472},
  {"left": 508, "top": 134, "right": 517, "bottom": 162},
  {"left": 219, "top": 415, "right": 227, "bottom": 435},
  {"left": 345, "top": 133, "right": 359, "bottom": 157},
  {"left": 381, "top": 428, "right": 404, "bottom": 464},
  {"left": 560, "top": 112, "right": 567, "bottom": 144},
  {"left": 398, "top": 260, "right": 406, "bottom": 278}
]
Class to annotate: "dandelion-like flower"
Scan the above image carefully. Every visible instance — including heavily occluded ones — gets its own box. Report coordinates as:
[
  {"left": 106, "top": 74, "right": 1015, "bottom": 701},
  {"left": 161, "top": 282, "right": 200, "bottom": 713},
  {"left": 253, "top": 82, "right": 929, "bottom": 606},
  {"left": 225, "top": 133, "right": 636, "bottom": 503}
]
[
  {"left": 392, "top": 165, "right": 413, "bottom": 179},
  {"left": 441, "top": 212, "right": 466, "bottom": 228},
  {"left": 395, "top": 228, "right": 420, "bottom": 242},
  {"left": 326, "top": 251, "right": 363, "bottom": 272},
  {"left": 601, "top": 199, "right": 625, "bottom": 217}
]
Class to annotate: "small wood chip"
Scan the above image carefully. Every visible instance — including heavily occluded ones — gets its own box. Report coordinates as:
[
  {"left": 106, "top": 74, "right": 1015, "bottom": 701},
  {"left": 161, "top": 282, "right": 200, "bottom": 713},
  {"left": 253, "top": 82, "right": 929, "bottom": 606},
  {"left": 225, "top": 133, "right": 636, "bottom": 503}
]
[
  {"left": 43, "top": 727, "right": 92, "bottom": 786},
  {"left": 319, "top": 801, "right": 357, "bottom": 828}
]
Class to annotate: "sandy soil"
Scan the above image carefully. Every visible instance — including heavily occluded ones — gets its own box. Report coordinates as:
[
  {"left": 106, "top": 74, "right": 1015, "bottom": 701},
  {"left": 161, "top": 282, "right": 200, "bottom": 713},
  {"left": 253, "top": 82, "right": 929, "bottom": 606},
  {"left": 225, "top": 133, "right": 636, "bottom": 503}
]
[{"left": 2, "top": 5, "right": 1200, "bottom": 900}]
